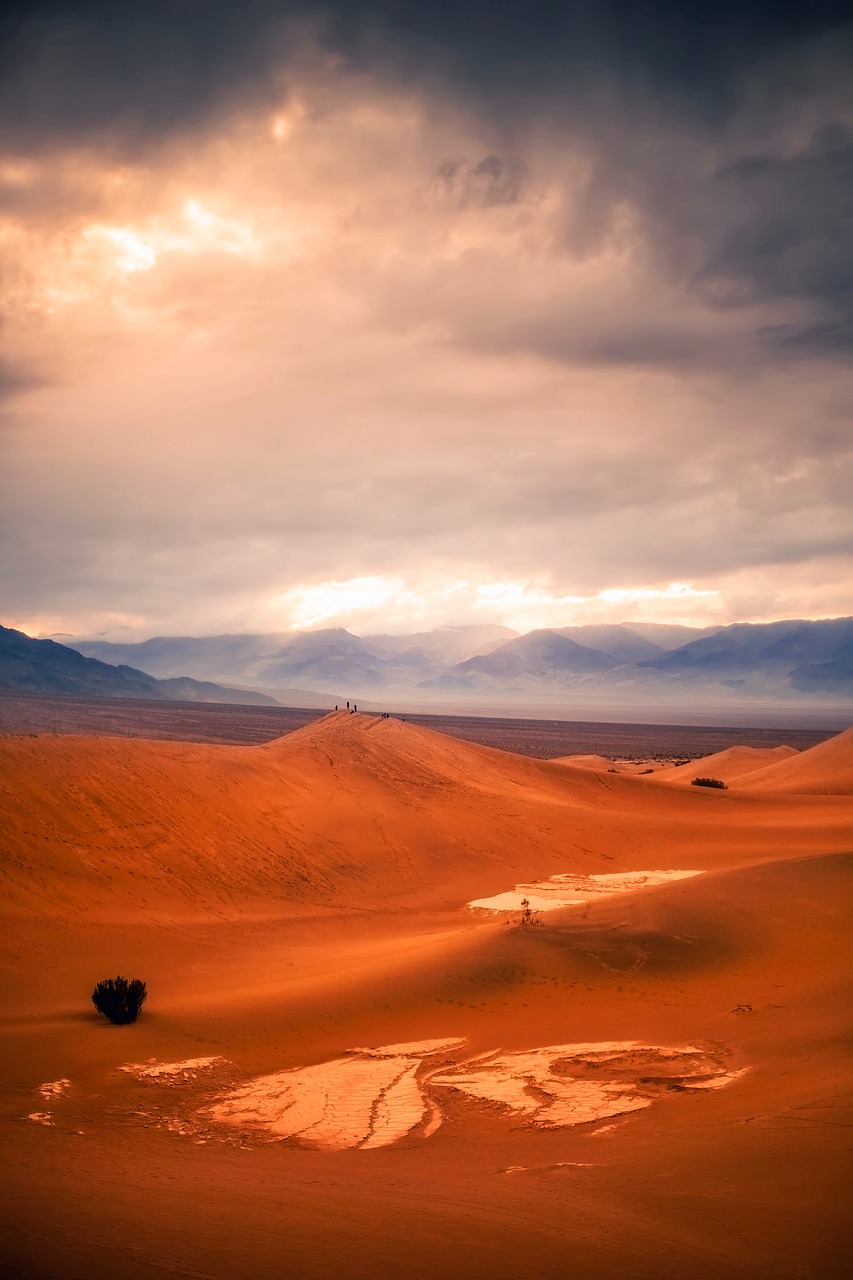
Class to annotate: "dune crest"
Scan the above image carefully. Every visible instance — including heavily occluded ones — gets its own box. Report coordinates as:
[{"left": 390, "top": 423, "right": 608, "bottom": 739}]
[
  {"left": 650, "top": 744, "right": 798, "bottom": 787},
  {"left": 735, "top": 726, "right": 853, "bottom": 794},
  {"left": 2, "top": 715, "right": 850, "bottom": 925}
]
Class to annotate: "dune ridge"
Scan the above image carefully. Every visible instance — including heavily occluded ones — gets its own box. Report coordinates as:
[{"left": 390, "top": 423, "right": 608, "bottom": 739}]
[
  {"left": 1, "top": 714, "right": 850, "bottom": 924},
  {"left": 649, "top": 743, "right": 798, "bottom": 786}
]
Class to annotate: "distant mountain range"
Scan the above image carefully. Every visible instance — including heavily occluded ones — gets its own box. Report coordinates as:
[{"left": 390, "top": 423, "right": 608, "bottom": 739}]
[
  {"left": 0, "top": 625, "right": 277, "bottom": 705},
  {"left": 59, "top": 617, "right": 853, "bottom": 712}
]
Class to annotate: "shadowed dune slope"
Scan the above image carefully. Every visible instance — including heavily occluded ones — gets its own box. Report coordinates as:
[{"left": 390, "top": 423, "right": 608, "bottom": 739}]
[
  {"left": 0, "top": 712, "right": 849, "bottom": 923},
  {"left": 651, "top": 744, "right": 798, "bottom": 787},
  {"left": 735, "top": 725, "right": 853, "bottom": 794}
]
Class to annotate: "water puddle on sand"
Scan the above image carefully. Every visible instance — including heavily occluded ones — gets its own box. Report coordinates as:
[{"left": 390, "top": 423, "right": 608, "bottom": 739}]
[
  {"left": 430, "top": 1042, "right": 739, "bottom": 1129},
  {"left": 23, "top": 1040, "right": 746, "bottom": 1148},
  {"left": 38, "top": 1079, "right": 70, "bottom": 1101},
  {"left": 24, "top": 1079, "right": 72, "bottom": 1126},
  {"left": 119, "top": 1056, "right": 226, "bottom": 1081},
  {"left": 205, "top": 1039, "right": 743, "bottom": 1150},
  {"left": 468, "top": 869, "right": 701, "bottom": 913},
  {"left": 26, "top": 1111, "right": 55, "bottom": 1125},
  {"left": 205, "top": 1038, "right": 464, "bottom": 1151}
]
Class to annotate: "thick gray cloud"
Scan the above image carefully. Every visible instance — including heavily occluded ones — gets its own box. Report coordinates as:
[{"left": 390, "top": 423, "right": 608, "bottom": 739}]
[{"left": 1, "top": 2, "right": 852, "bottom": 637}]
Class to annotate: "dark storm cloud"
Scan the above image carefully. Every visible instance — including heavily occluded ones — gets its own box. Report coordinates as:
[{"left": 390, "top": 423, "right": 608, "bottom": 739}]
[
  {"left": 4, "top": 1, "right": 852, "bottom": 359},
  {"left": 0, "top": 0, "right": 293, "bottom": 151},
  {"left": 702, "top": 125, "right": 853, "bottom": 347},
  {"left": 433, "top": 156, "right": 527, "bottom": 209},
  {"left": 3, "top": 0, "right": 853, "bottom": 637},
  {"left": 4, "top": 1, "right": 850, "bottom": 146}
]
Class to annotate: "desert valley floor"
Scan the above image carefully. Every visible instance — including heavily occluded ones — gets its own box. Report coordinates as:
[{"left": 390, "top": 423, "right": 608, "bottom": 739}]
[{"left": 1, "top": 709, "right": 851, "bottom": 1279}]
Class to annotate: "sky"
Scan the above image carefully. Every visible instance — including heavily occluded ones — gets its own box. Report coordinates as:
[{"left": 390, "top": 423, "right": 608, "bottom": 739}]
[{"left": 1, "top": 0, "right": 852, "bottom": 640}]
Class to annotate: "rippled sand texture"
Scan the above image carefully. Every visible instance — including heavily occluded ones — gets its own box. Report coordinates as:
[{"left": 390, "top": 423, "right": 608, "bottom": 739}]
[
  {"left": 432, "top": 1042, "right": 741, "bottom": 1127},
  {"left": 469, "top": 869, "right": 701, "bottom": 913},
  {"left": 207, "top": 1039, "right": 465, "bottom": 1149}
]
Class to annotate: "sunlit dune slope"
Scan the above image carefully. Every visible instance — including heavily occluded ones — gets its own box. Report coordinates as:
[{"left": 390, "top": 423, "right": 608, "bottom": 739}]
[
  {"left": 735, "top": 726, "right": 853, "bottom": 795},
  {"left": 0, "top": 712, "right": 849, "bottom": 922},
  {"left": 650, "top": 744, "right": 798, "bottom": 787},
  {"left": 550, "top": 753, "right": 616, "bottom": 771}
]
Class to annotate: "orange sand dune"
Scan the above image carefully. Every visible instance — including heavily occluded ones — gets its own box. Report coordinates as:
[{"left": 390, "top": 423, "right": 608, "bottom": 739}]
[
  {"left": 552, "top": 753, "right": 686, "bottom": 776},
  {"left": 1, "top": 712, "right": 851, "bottom": 1279},
  {"left": 650, "top": 742, "right": 798, "bottom": 786},
  {"left": 736, "top": 725, "right": 853, "bottom": 794},
  {"left": 0, "top": 712, "right": 849, "bottom": 924},
  {"left": 550, "top": 752, "right": 617, "bottom": 770}
]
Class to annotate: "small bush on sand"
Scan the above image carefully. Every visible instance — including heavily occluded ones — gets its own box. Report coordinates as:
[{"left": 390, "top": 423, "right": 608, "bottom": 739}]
[
  {"left": 518, "top": 897, "right": 542, "bottom": 927},
  {"left": 691, "top": 776, "right": 727, "bottom": 789},
  {"left": 92, "top": 976, "right": 147, "bottom": 1024}
]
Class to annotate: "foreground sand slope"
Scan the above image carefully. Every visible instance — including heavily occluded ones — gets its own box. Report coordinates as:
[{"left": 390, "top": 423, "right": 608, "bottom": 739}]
[
  {"left": 2, "top": 850, "right": 850, "bottom": 1279},
  {"left": 1, "top": 713, "right": 850, "bottom": 924},
  {"left": 0, "top": 713, "right": 851, "bottom": 1278}
]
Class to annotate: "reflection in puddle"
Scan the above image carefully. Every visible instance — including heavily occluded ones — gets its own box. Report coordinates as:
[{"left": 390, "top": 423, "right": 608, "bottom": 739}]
[
  {"left": 38, "top": 1079, "right": 70, "bottom": 1101},
  {"left": 119, "top": 1056, "right": 226, "bottom": 1081},
  {"left": 431, "top": 1042, "right": 736, "bottom": 1128},
  {"left": 206, "top": 1039, "right": 464, "bottom": 1151},
  {"left": 205, "top": 1038, "right": 744, "bottom": 1150},
  {"left": 468, "top": 869, "right": 701, "bottom": 913},
  {"left": 32, "top": 1040, "right": 745, "bottom": 1150}
]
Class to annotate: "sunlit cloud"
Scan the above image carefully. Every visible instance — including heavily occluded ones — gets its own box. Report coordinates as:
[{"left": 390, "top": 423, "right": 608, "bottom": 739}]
[
  {"left": 598, "top": 584, "right": 717, "bottom": 605},
  {"left": 0, "top": 10, "right": 851, "bottom": 643},
  {"left": 88, "top": 226, "right": 158, "bottom": 273},
  {"left": 82, "top": 200, "right": 260, "bottom": 280},
  {"left": 272, "top": 577, "right": 417, "bottom": 630},
  {"left": 261, "top": 574, "right": 726, "bottom": 636}
]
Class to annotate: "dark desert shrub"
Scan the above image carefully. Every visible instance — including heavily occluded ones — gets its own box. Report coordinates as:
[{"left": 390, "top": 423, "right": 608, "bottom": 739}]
[
  {"left": 518, "top": 897, "right": 541, "bottom": 926},
  {"left": 92, "top": 976, "right": 147, "bottom": 1024},
  {"left": 691, "top": 776, "right": 727, "bottom": 789}
]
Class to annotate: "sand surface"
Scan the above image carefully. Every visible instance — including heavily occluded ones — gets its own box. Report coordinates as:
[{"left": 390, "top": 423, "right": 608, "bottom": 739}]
[
  {"left": 649, "top": 744, "right": 799, "bottom": 786},
  {"left": 1, "top": 711, "right": 851, "bottom": 1278}
]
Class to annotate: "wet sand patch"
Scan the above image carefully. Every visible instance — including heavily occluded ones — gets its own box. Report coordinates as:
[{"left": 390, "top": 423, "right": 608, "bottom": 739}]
[
  {"left": 21, "top": 1039, "right": 747, "bottom": 1153},
  {"left": 205, "top": 1039, "right": 463, "bottom": 1150},
  {"left": 431, "top": 1042, "right": 737, "bottom": 1129},
  {"left": 204, "top": 1038, "right": 745, "bottom": 1150},
  {"left": 468, "top": 869, "right": 702, "bottom": 913},
  {"left": 119, "top": 1055, "right": 226, "bottom": 1081}
]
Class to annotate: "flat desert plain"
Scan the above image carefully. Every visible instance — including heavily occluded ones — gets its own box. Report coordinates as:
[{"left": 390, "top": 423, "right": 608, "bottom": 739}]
[{"left": 1, "top": 711, "right": 851, "bottom": 1279}]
